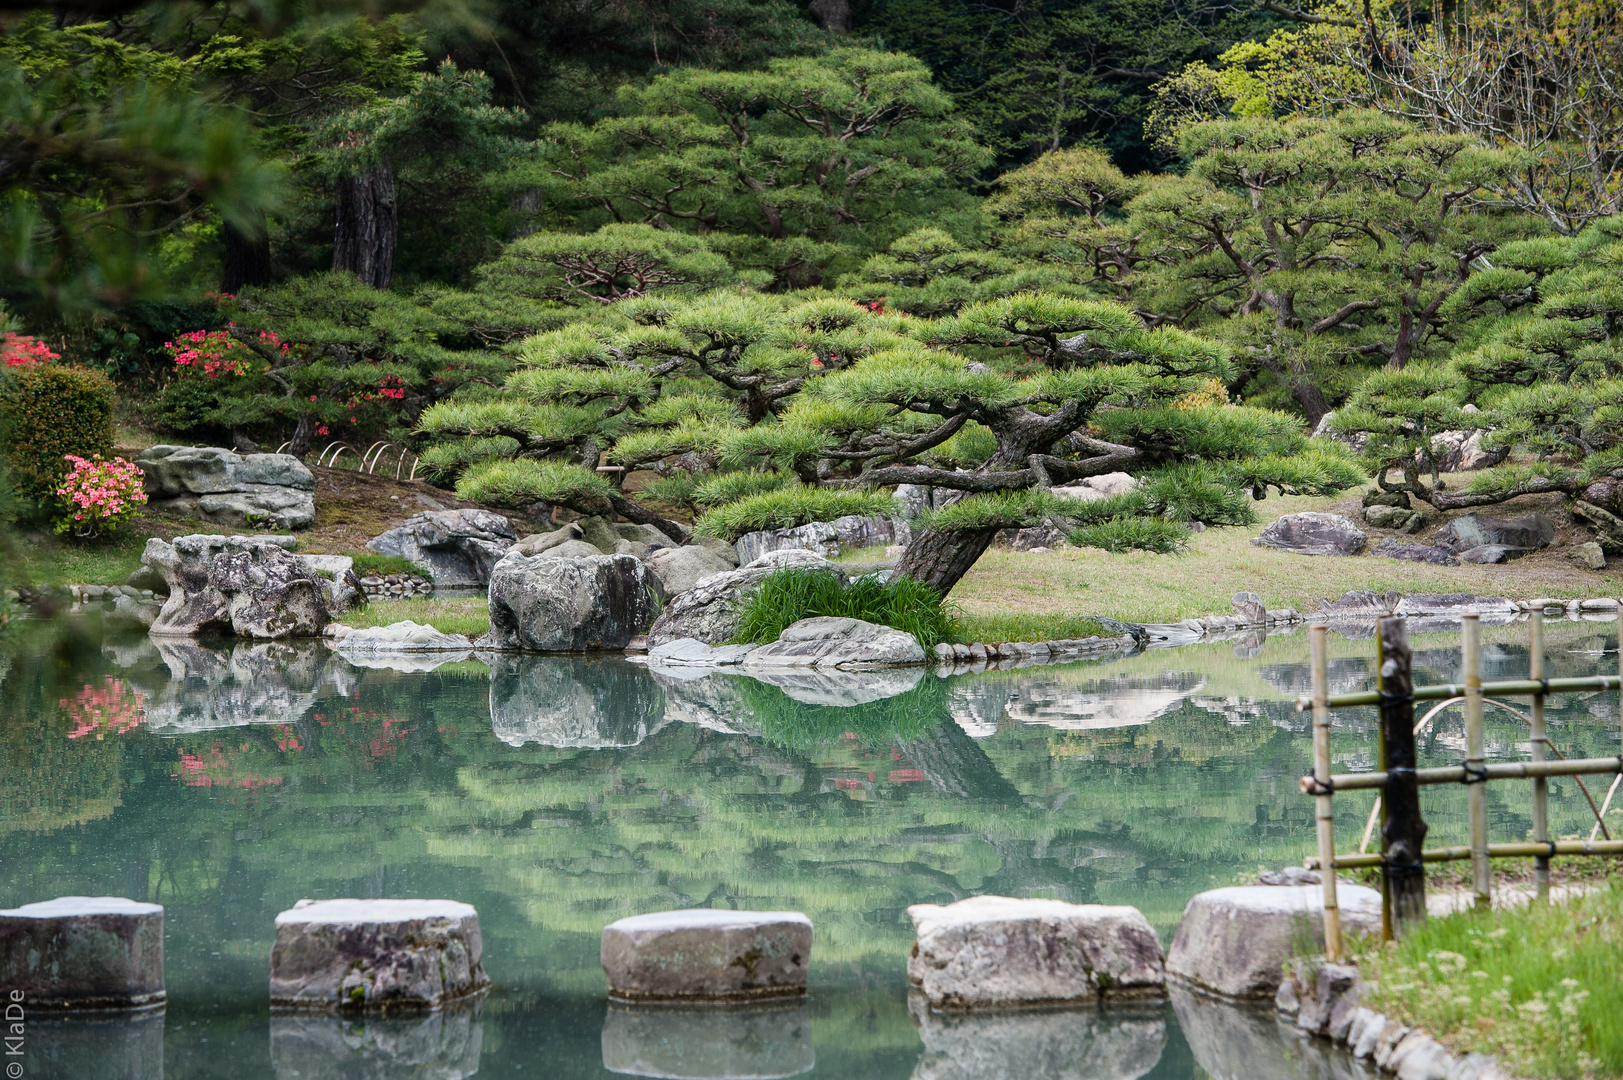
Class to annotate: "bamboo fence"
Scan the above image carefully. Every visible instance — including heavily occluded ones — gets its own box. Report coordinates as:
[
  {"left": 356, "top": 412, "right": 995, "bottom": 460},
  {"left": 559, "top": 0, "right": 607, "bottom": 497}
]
[{"left": 1297, "top": 611, "right": 1623, "bottom": 955}]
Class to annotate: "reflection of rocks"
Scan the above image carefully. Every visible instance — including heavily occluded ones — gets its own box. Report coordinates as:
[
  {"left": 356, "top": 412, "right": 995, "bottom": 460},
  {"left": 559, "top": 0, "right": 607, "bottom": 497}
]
[
  {"left": 27, "top": 1011, "right": 165, "bottom": 1080},
  {"left": 144, "top": 640, "right": 337, "bottom": 731},
  {"left": 948, "top": 682, "right": 1009, "bottom": 737},
  {"left": 601, "top": 1001, "right": 814, "bottom": 1079},
  {"left": 1171, "top": 985, "right": 1368, "bottom": 1080},
  {"left": 1003, "top": 673, "right": 1205, "bottom": 731},
  {"left": 651, "top": 670, "right": 762, "bottom": 736},
  {"left": 270, "top": 1005, "right": 483, "bottom": 1080},
  {"left": 909, "top": 994, "right": 1164, "bottom": 1080},
  {"left": 487, "top": 655, "right": 668, "bottom": 747},
  {"left": 744, "top": 665, "right": 922, "bottom": 707}
]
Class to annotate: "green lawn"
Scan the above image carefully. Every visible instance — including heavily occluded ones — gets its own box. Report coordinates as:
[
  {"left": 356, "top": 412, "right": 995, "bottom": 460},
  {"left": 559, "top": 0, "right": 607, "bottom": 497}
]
[{"left": 337, "top": 596, "right": 489, "bottom": 638}]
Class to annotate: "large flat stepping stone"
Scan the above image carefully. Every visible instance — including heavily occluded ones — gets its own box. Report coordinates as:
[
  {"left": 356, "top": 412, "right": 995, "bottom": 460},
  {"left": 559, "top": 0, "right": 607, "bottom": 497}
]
[
  {"left": 270, "top": 899, "right": 488, "bottom": 1011},
  {"left": 1165, "top": 884, "right": 1382, "bottom": 999},
  {"left": 601, "top": 1001, "right": 814, "bottom": 1078},
  {"left": 906, "top": 896, "right": 1165, "bottom": 1009},
  {"left": 0, "top": 897, "right": 165, "bottom": 1010},
  {"left": 602, "top": 910, "right": 812, "bottom": 1003}
]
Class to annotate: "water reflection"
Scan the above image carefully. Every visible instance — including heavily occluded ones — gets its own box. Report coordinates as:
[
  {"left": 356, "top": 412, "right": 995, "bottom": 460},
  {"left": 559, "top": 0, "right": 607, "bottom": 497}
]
[
  {"left": 601, "top": 1001, "right": 814, "bottom": 1079},
  {"left": 269, "top": 1006, "right": 484, "bottom": 1080},
  {"left": 1171, "top": 987, "right": 1372, "bottom": 1080},
  {"left": 488, "top": 654, "right": 668, "bottom": 748},
  {"left": 908, "top": 995, "right": 1165, "bottom": 1080},
  {"left": 27, "top": 1011, "right": 165, "bottom": 1080}
]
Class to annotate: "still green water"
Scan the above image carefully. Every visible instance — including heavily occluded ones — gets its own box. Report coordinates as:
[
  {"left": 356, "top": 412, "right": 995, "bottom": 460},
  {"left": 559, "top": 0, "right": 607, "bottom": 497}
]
[{"left": 3, "top": 614, "right": 1620, "bottom": 1079}]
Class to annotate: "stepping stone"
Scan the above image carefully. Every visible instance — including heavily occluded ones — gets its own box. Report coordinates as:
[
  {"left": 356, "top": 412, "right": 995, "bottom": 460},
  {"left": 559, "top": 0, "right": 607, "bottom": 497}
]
[
  {"left": 0, "top": 897, "right": 165, "bottom": 1010},
  {"left": 602, "top": 910, "right": 813, "bottom": 1002},
  {"left": 1166, "top": 884, "right": 1382, "bottom": 999},
  {"left": 270, "top": 899, "right": 488, "bottom": 1011},
  {"left": 906, "top": 895, "right": 1165, "bottom": 1009}
]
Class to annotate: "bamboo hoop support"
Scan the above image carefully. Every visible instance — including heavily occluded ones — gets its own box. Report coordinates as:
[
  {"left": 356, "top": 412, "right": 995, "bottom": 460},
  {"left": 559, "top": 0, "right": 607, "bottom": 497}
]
[{"left": 1310, "top": 622, "right": 1342, "bottom": 960}]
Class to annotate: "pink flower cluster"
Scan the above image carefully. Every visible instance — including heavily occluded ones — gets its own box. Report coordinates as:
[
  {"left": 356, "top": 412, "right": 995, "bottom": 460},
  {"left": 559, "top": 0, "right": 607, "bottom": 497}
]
[
  {"left": 63, "top": 678, "right": 146, "bottom": 740},
  {"left": 163, "top": 328, "right": 285, "bottom": 378},
  {"left": 53, "top": 455, "right": 147, "bottom": 539},
  {"left": 2, "top": 332, "right": 58, "bottom": 367}
]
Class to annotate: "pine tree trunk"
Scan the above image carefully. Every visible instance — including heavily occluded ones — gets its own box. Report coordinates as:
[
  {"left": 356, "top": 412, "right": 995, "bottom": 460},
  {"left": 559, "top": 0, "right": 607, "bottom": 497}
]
[
  {"left": 288, "top": 413, "right": 317, "bottom": 462},
  {"left": 807, "top": 0, "right": 851, "bottom": 31},
  {"left": 332, "top": 165, "right": 397, "bottom": 289},
  {"left": 892, "top": 525, "right": 999, "bottom": 595},
  {"left": 221, "top": 216, "right": 271, "bottom": 293}
]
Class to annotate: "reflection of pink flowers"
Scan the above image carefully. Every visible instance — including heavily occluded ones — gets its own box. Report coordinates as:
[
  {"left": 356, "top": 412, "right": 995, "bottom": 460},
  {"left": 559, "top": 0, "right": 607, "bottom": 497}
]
[
  {"left": 63, "top": 678, "right": 146, "bottom": 739},
  {"left": 171, "top": 744, "right": 283, "bottom": 788}
]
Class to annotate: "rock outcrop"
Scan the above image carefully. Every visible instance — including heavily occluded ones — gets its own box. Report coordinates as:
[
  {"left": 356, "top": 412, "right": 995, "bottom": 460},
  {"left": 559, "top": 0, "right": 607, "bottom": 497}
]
[
  {"left": 644, "top": 544, "right": 736, "bottom": 595},
  {"left": 601, "top": 909, "right": 813, "bottom": 1002},
  {"left": 143, "top": 535, "right": 361, "bottom": 639},
  {"left": 1251, "top": 513, "right": 1367, "bottom": 556},
  {"left": 482, "top": 552, "right": 664, "bottom": 652},
  {"left": 136, "top": 445, "right": 317, "bottom": 530},
  {"left": 906, "top": 896, "right": 1165, "bottom": 1009},
  {"left": 734, "top": 514, "right": 908, "bottom": 564},
  {"left": 740, "top": 616, "right": 926, "bottom": 670},
  {"left": 647, "top": 550, "right": 842, "bottom": 646},
  {"left": 1431, "top": 512, "right": 1556, "bottom": 563},
  {"left": 367, "top": 509, "right": 516, "bottom": 589}
]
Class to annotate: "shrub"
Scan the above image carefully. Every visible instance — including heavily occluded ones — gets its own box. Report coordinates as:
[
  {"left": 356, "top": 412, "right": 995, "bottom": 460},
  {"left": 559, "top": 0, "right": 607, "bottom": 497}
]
[
  {"left": 52, "top": 455, "right": 147, "bottom": 539},
  {"left": 730, "top": 567, "right": 956, "bottom": 648},
  {"left": 349, "top": 552, "right": 423, "bottom": 577},
  {"left": 0, "top": 364, "right": 115, "bottom": 505}
]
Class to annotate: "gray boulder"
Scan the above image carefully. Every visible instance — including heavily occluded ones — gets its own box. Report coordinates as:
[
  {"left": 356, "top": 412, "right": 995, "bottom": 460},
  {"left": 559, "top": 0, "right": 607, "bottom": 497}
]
[
  {"left": 734, "top": 514, "right": 908, "bottom": 564},
  {"left": 0, "top": 897, "right": 165, "bottom": 1010},
  {"left": 483, "top": 552, "right": 664, "bottom": 652},
  {"left": 1251, "top": 513, "right": 1366, "bottom": 556},
  {"left": 648, "top": 550, "right": 843, "bottom": 646},
  {"left": 1374, "top": 540, "right": 1459, "bottom": 566},
  {"left": 143, "top": 535, "right": 361, "bottom": 639},
  {"left": 1577, "top": 541, "right": 1607, "bottom": 569},
  {"left": 332, "top": 621, "right": 473, "bottom": 654},
  {"left": 367, "top": 509, "right": 516, "bottom": 589},
  {"left": 740, "top": 616, "right": 925, "bottom": 670},
  {"left": 646, "top": 638, "right": 757, "bottom": 667},
  {"left": 1363, "top": 503, "right": 1423, "bottom": 532},
  {"left": 136, "top": 445, "right": 316, "bottom": 530},
  {"left": 1165, "top": 884, "right": 1381, "bottom": 999},
  {"left": 1428, "top": 426, "right": 1505, "bottom": 472},
  {"left": 512, "top": 521, "right": 586, "bottom": 556},
  {"left": 645, "top": 544, "right": 736, "bottom": 595},
  {"left": 893, "top": 483, "right": 934, "bottom": 520},
  {"left": 1432, "top": 512, "right": 1555, "bottom": 557}
]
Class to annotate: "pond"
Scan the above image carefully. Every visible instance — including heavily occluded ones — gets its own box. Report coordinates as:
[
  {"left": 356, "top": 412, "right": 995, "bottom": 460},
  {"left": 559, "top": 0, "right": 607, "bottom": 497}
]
[{"left": 3, "top": 613, "right": 1621, "bottom": 1079}]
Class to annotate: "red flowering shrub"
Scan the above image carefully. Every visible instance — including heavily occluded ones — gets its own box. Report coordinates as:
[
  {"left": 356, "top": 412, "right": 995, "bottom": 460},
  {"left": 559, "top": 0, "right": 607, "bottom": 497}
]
[
  {"left": 161, "top": 329, "right": 283, "bottom": 378},
  {"left": 53, "top": 454, "right": 147, "bottom": 538},
  {"left": 2, "top": 333, "right": 58, "bottom": 368}
]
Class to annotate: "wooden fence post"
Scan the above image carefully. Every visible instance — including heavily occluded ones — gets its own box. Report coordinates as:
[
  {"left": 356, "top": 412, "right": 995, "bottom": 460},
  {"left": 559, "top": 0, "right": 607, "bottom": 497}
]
[
  {"left": 1463, "top": 612, "right": 1490, "bottom": 910},
  {"left": 1310, "top": 621, "right": 1342, "bottom": 959},
  {"left": 1530, "top": 613, "right": 1549, "bottom": 901},
  {"left": 1379, "top": 615, "right": 1427, "bottom": 939}
]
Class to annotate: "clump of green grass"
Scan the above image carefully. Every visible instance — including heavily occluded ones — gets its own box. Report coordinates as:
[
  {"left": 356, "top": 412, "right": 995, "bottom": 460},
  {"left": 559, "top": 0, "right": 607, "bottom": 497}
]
[
  {"left": 1355, "top": 876, "right": 1623, "bottom": 1078},
  {"left": 340, "top": 597, "right": 489, "bottom": 638},
  {"left": 348, "top": 551, "right": 423, "bottom": 577},
  {"left": 954, "top": 613, "right": 1110, "bottom": 643},
  {"left": 730, "top": 567, "right": 955, "bottom": 649}
]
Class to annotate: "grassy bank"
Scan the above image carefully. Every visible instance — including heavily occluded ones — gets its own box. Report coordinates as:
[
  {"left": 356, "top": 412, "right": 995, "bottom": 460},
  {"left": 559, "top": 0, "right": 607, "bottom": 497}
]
[
  {"left": 1355, "top": 875, "right": 1623, "bottom": 1078},
  {"left": 338, "top": 597, "right": 489, "bottom": 638}
]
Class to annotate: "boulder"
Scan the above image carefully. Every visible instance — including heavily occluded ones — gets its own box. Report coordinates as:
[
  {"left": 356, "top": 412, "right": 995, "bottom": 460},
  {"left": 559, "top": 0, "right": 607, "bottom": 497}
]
[
  {"left": 487, "top": 655, "right": 668, "bottom": 748},
  {"left": 906, "top": 896, "right": 1165, "bottom": 1009},
  {"left": 1310, "top": 411, "right": 1368, "bottom": 454},
  {"left": 893, "top": 483, "right": 933, "bottom": 520},
  {"left": 645, "top": 544, "right": 736, "bottom": 595},
  {"left": 269, "top": 1008, "right": 483, "bottom": 1080},
  {"left": 908, "top": 994, "right": 1166, "bottom": 1080},
  {"left": 1432, "top": 512, "right": 1555, "bottom": 556},
  {"left": 601, "top": 1002, "right": 813, "bottom": 1079},
  {"left": 366, "top": 509, "right": 516, "bottom": 589},
  {"left": 1374, "top": 540, "right": 1459, "bottom": 566},
  {"left": 0, "top": 897, "right": 165, "bottom": 1009},
  {"left": 647, "top": 551, "right": 843, "bottom": 646},
  {"left": 483, "top": 552, "right": 664, "bottom": 652},
  {"left": 1458, "top": 545, "right": 1523, "bottom": 563},
  {"left": 144, "top": 535, "right": 361, "bottom": 639},
  {"left": 611, "top": 521, "right": 681, "bottom": 560},
  {"left": 734, "top": 514, "right": 908, "bottom": 564},
  {"left": 269, "top": 898, "right": 488, "bottom": 1011},
  {"left": 1577, "top": 541, "right": 1607, "bottom": 569},
  {"left": 1363, "top": 503, "right": 1423, "bottom": 532},
  {"left": 1361, "top": 489, "right": 1411, "bottom": 510},
  {"left": 601, "top": 910, "right": 813, "bottom": 1002},
  {"left": 646, "top": 638, "right": 757, "bottom": 667},
  {"left": 136, "top": 445, "right": 316, "bottom": 530},
  {"left": 512, "top": 521, "right": 586, "bottom": 556},
  {"left": 1427, "top": 427, "right": 1504, "bottom": 472},
  {"left": 1251, "top": 513, "right": 1366, "bottom": 556},
  {"left": 1231, "top": 591, "right": 1265, "bottom": 624},
  {"left": 1164, "top": 884, "right": 1382, "bottom": 999},
  {"left": 741, "top": 616, "right": 926, "bottom": 670},
  {"left": 26, "top": 1012, "right": 166, "bottom": 1080},
  {"left": 332, "top": 621, "right": 473, "bottom": 654},
  {"left": 1008, "top": 524, "right": 1067, "bottom": 551}
]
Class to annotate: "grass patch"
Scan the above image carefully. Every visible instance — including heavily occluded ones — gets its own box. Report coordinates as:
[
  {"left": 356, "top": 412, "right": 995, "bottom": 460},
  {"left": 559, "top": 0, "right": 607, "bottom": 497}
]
[
  {"left": 339, "top": 597, "right": 489, "bottom": 638},
  {"left": 953, "top": 613, "right": 1111, "bottom": 643},
  {"left": 730, "top": 567, "right": 955, "bottom": 649},
  {"left": 348, "top": 551, "right": 422, "bottom": 577},
  {"left": 18, "top": 528, "right": 155, "bottom": 586},
  {"left": 1355, "top": 876, "right": 1623, "bottom": 1078}
]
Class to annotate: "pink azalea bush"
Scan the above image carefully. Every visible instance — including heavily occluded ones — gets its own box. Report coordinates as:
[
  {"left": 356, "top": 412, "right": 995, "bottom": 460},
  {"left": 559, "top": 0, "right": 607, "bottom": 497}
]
[
  {"left": 161, "top": 328, "right": 284, "bottom": 377},
  {"left": 53, "top": 454, "right": 148, "bottom": 539},
  {"left": 2, "top": 332, "right": 58, "bottom": 367}
]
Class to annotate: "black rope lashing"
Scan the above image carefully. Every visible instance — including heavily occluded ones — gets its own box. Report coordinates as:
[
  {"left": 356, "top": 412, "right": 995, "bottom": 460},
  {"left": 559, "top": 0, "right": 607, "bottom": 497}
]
[{"left": 1462, "top": 762, "right": 1488, "bottom": 785}]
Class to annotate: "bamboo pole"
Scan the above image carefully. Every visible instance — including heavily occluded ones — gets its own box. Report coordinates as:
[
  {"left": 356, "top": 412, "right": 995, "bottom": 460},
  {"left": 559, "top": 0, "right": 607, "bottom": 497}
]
[
  {"left": 1379, "top": 615, "right": 1426, "bottom": 939},
  {"left": 1306, "top": 838, "right": 1623, "bottom": 870},
  {"left": 1464, "top": 612, "right": 1490, "bottom": 910},
  {"left": 1301, "top": 754, "right": 1623, "bottom": 793},
  {"left": 1530, "top": 613, "right": 1549, "bottom": 900},
  {"left": 1296, "top": 675, "right": 1623, "bottom": 711},
  {"left": 1310, "top": 622, "right": 1342, "bottom": 960}
]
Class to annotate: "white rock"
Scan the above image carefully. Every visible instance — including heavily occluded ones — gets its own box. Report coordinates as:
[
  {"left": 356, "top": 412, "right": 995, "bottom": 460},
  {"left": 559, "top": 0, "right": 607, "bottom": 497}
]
[
  {"left": 602, "top": 910, "right": 812, "bottom": 1002},
  {"left": 647, "top": 638, "right": 757, "bottom": 666},
  {"left": 0, "top": 897, "right": 165, "bottom": 1009},
  {"left": 333, "top": 620, "right": 473, "bottom": 652},
  {"left": 1165, "top": 884, "right": 1382, "bottom": 999},
  {"left": 906, "top": 895, "right": 1165, "bottom": 1009},
  {"left": 1084, "top": 472, "right": 1140, "bottom": 496},
  {"left": 270, "top": 899, "right": 488, "bottom": 1011},
  {"left": 741, "top": 616, "right": 925, "bottom": 670}
]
